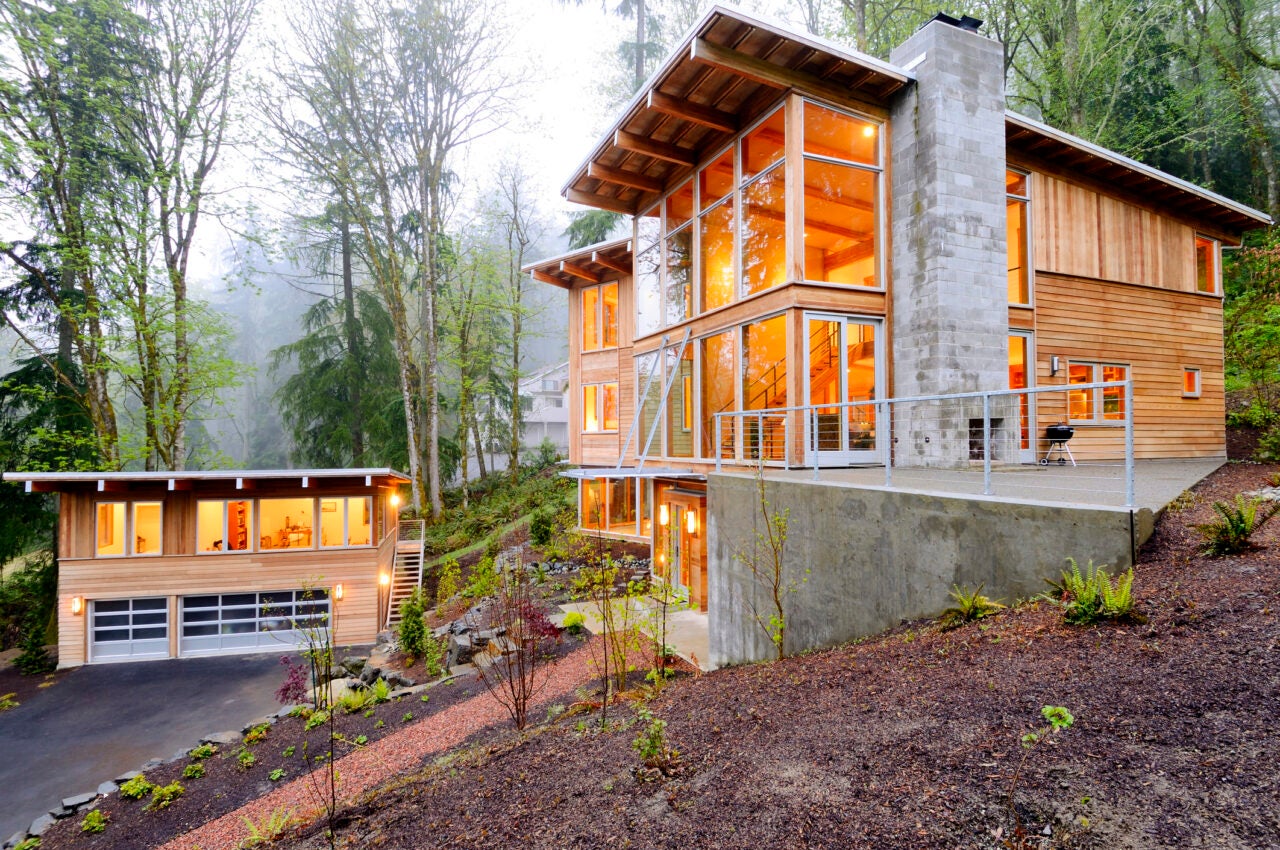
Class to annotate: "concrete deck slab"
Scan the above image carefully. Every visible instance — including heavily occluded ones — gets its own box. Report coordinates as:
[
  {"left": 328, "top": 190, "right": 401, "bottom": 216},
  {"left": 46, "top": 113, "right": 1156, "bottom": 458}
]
[{"left": 558, "top": 600, "right": 713, "bottom": 672}]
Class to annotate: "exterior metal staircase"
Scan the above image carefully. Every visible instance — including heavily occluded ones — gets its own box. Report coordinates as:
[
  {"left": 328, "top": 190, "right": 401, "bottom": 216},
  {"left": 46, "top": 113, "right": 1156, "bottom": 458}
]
[{"left": 385, "top": 519, "right": 426, "bottom": 630}]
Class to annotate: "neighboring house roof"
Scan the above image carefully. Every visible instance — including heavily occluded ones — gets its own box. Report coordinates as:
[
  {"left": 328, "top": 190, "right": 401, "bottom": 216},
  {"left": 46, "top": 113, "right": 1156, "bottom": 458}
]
[
  {"left": 4, "top": 468, "right": 410, "bottom": 494},
  {"left": 556, "top": 4, "right": 1269, "bottom": 236},
  {"left": 522, "top": 237, "right": 632, "bottom": 289}
]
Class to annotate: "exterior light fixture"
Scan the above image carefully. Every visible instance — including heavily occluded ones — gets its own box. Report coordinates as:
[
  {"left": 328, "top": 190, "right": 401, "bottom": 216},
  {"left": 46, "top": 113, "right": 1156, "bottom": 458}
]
[
  {"left": 659, "top": 504, "right": 669, "bottom": 526},
  {"left": 686, "top": 510, "right": 698, "bottom": 535},
  {"left": 333, "top": 583, "right": 344, "bottom": 601},
  {"left": 378, "top": 572, "right": 390, "bottom": 587},
  {"left": 71, "top": 596, "right": 83, "bottom": 615},
  {"left": 1050, "top": 355, "right": 1061, "bottom": 377},
  {"left": 390, "top": 493, "right": 401, "bottom": 508},
  {"left": 862, "top": 125, "right": 876, "bottom": 138}
]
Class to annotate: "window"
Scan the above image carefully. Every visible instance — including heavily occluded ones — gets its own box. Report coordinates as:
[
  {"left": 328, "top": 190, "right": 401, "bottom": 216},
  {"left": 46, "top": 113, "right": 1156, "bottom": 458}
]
[
  {"left": 133, "top": 502, "right": 162, "bottom": 555},
  {"left": 580, "top": 478, "right": 604, "bottom": 529},
  {"left": 700, "top": 330, "right": 737, "bottom": 458},
  {"left": 320, "top": 497, "right": 372, "bottom": 547},
  {"left": 582, "top": 281, "right": 618, "bottom": 351},
  {"left": 1068, "top": 362, "right": 1128, "bottom": 424},
  {"left": 802, "top": 102, "right": 883, "bottom": 288},
  {"left": 1007, "top": 170, "right": 1030, "bottom": 304},
  {"left": 582, "top": 382, "right": 618, "bottom": 432},
  {"left": 1195, "top": 235, "right": 1219, "bottom": 294},
  {"left": 635, "top": 209, "right": 662, "bottom": 337},
  {"left": 96, "top": 501, "right": 163, "bottom": 557},
  {"left": 666, "top": 345, "right": 694, "bottom": 458},
  {"left": 197, "top": 499, "right": 252, "bottom": 552},
  {"left": 259, "top": 498, "right": 314, "bottom": 550},
  {"left": 579, "top": 478, "right": 642, "bottom": 535},
  {"left": 95, "top": 502, "right": 125, "bottom": 556},
  {"left": 1183, "top": 367, "right": 1202, "bottom": 398}
]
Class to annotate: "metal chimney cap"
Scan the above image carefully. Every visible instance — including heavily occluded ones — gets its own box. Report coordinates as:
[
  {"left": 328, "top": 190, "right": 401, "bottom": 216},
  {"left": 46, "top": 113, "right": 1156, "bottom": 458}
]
[{"left": 927, "top": 12, "right": 984, "bottom": 32}]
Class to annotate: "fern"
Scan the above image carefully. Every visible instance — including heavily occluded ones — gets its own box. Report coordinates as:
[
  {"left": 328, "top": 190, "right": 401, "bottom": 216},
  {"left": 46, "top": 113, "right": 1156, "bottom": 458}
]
[
  {"left": 938, "top": 584, "right": 1005, "bottom": 629},
  {"left": 1196, "top": 495, "right": 1277, "bottom": 555},
  {"left": 1051, "top": 558, "right": 1136, "bottom": 625}
]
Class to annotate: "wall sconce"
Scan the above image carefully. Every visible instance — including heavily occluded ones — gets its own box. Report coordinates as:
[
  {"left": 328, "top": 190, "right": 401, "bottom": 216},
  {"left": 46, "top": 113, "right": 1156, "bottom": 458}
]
[
  {"left": 333, "top": 583, "right": 344, "bottom": 601},
  {"left": 658, "top": 504, "right": 669, "bottom": 526},
  {"left": 389, "top": 493, "right": 401, "bottom": 508},
  {"left": 378, "top": 572, "right": 390, "bottom": 587},
  {"left": 686, "top": 510, "right": 698, "bottom": 536},
  {"left": 1050, "top": 355, "right": 1061, "bottom": 377},
  {"left": 71, "top": 596, "right": 83, "bottom": 615}
]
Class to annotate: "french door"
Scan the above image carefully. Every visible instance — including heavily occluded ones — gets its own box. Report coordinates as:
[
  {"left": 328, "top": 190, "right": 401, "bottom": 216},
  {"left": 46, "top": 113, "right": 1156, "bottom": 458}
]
[
  {"left": 804, "top": 314, "right": 883, "bottom": 465},
  {"left": 1009, "top": 331, "right": 1035, "bottom": 463}
]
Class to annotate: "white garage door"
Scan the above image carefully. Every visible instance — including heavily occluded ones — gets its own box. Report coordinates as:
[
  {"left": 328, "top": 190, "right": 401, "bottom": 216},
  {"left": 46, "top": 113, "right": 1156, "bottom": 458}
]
[
  {"left": 179, "top": 589, "right": 330, "bottom": 657},
  {"left": 89, "top": 597, "right": 170, "bottom": 662}
]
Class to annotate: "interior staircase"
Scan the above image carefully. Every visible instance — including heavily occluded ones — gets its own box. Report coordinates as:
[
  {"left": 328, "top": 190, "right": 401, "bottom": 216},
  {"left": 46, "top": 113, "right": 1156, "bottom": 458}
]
[{"left": 385, "top": 519, "right": 426, "bottom": 630}]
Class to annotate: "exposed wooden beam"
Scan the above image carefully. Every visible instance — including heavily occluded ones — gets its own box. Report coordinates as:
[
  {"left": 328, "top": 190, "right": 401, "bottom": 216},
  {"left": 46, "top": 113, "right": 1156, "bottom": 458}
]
[
  {"left": 235, "top": 477, "right": 256, "bottom": 490},
  {"left": 565, "top": 188, "right": 637, "bottom": 215},
  {"left": 690, "top": 38, "right": 883, "bottom": 113},
  {"left": 591, "top": 251, "right": 631, "bottom": 276},
  {"left": 561, "top": 261, "right": 602, "bottom": 283},
  {"left": 587, "top": 162, "right": 663, "bottom": 194},
  {"left": 531, "top": 269, "right": 570, "bottom": 289},
  {"left": 166, "top": 478, "right": 193, "bottom": 491},
  {"left": 646, "top": 90, "right": 737, "bottom": 133},
  {"left": 614, "top": 129, "right": 697, "bottom": 167},
  {"left": 97, "top": 480, "right": 128, "bottom": 493}
]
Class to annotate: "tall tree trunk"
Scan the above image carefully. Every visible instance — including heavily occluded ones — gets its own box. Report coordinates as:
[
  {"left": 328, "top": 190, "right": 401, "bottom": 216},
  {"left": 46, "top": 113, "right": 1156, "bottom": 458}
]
[
  {"left": 634, "top": 0, "right": 646, "bottom": 88},
  {"left": 340, "top": 210, "right": 365, "bottom": 463},
  {"left": 472, "top": 414, "right": 488, "bottom": 478}
]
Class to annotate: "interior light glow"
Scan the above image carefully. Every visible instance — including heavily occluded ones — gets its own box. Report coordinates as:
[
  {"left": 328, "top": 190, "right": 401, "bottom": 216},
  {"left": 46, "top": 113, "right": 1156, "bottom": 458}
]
[
  {"left": 71, "top": 596, "right": 83, "bottom": 615},
  {"left": 659, "top": 504, "right": 669, "bottom": 526},
  {"left": 686, "top": 510, "right": 698, "bottom": 535},
  {"left": 379, "top": 572, "right": 390, "bottom": 587},
  {"left": 333, "top": 583, "right": 345, "bottom": 601},
  {"left": 862, "top": 125, "right": 876, "bottom": 137},
  {"left": 390, "top": 493, "right": 401, "bottom": 508}
]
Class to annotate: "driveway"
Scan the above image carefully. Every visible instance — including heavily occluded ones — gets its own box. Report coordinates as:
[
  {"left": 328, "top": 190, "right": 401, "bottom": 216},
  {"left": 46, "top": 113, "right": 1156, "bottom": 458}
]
[{"left": 0, "top": 653, "right": 290, "bottom": 840}]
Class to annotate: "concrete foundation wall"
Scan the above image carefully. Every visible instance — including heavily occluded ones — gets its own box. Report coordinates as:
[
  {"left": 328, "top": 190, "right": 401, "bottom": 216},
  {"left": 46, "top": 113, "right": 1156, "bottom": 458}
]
[{"left": 707, "top": 473, "right": 1144, "bottom": 667}]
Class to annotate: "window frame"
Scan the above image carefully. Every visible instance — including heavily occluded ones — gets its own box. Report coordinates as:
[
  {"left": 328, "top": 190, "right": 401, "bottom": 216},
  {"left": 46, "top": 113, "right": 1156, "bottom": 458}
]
[
  {"left": 94, "top": 500, "right": 165, "bottom": 558},
  {"left": 1067, "top": 361, "right": 1130, "bottom": 425},
  {"left": 1006, "top": 168, "right": 1032, "bottom": 305},
  {"left": 1194, "top": 235, "right": 1220, "bottom": 295},
  {"left": 94, "top": 501, "right": 127, "bottom": 558},
  {"left": 581, "top": 280, "right": 619, "bottom": 351},
  {"left": 582, "top": 381, "right": 620, "bottom": 433},
  {"left": 1182, "top": 366, "right": 1202, "bottom": 399}
]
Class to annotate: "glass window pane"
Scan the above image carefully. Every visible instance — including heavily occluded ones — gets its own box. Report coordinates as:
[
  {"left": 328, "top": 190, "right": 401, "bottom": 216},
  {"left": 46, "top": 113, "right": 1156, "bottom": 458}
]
[
  {"left": 583, "top": 385, "right": 599, "bottom": 432},
  {"left": 1183, "top": 368, "right": 1200, "bottom": 396},
  {"left": 699, "top": 149, "right": 734, "bottom": 210},
  {"left": 601, "top": 283, "right": 618, "bottom": 347},
  {"left": 602, "top": 383, "right": 619, "bottom": 431},
  {"left": 319, "top": 499, "right": 344, "bottom": 547},
  {"left": 1195, "top": 236, "right": 1217, "bottom": 293},
  {"left": 665, "top": 230, "right": 691, "bottom": 324},
  {"left": 96, "top": 502, "right": 125, "bottom": 556},
  {"left": 666, "top": 346, "right": 694, "bottom": 458},
  {"left": 227, "top": 500, "right": 251, "bottom": 551},
  {"left": 637, "top": 206, "right": 660, "bottom": 248},
  {"left": 582, "top": 286, "right": 600, "bottom": 351},
  {"left": 636, "top": 243, "right": 662, "bottom": 337},
  {"left": 804, "top": 102, "right": 878, "bottom": 166},
  {"left": 581, "top": 479, "right": 604, "bottom": 529},
  {"left": 803, "top": 159, "right": 877, "bottom": 286},
  {"left": 637, "top": 352, "right": 661, "bottom": 457},
  {"left": 742, "top": 316, "right": 787, "bottom": 411},
  {"left": 133, "top": 502, "right": 162, "bottom": 555},
  {"left": 742, "top": 106, "right": 784, "bottom": 180},
  {"left": 700, "top": 330, "right": 736, "bottom": 458},
  {"left": 1007, "top": 197, "right": 1029, "bottom": 303},
  {"left": 666, "top": 179, "right": 693, "bottom": 231},
  {"left": 1006, "top": 169, "right": 1028, "bottom": 196},
  {"left": 259, "top": 498, "right": 314, "bottom": 550},
  {"left": 699, "top": 200, "right": 735, "bottom": 312},
  {"left": 1102, "top": 365, "right": 1127, "bottom": 420},
  {"left": 607, "top": 479, "right": 636, "bottom": 533},
  {"left": 1068, "top": 364, "right": 1093, "bottom": 420},
  {"left": 1009, "top": 336, "right": 1030, "bottom": 450},
  {"left": 742, "top": 166, "right": 787, "bottom": 296},
  {"left": 196, "top": 500, "right": 225, "bottom": 552},
  {"left": 347, "top": 497, "right": 371, "bottom": 546}
]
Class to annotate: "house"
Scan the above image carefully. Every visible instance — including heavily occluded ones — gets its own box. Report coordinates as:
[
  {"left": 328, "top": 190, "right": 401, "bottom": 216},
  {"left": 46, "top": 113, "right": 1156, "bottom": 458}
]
[
  {"left": 1, "top": 469, "right": 408, "bottom": 666},
  {"left": 519, "top": 361, "right": 570, "bottom": 455},
  {"left": 526, "top": 7, "right": 1270, "bottom": 665}
]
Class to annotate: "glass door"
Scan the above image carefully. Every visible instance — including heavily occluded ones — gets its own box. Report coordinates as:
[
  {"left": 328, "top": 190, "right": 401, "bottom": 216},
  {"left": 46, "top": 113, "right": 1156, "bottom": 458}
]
[
  {"left": 1009, "top": 332, "right": 1035, "bottom": 463},
  {"left": 805, "top": 315, "right": 883, "bottom": 465},
  {"left": 666, "top": 505, "right": 686, "bottom": 595}
]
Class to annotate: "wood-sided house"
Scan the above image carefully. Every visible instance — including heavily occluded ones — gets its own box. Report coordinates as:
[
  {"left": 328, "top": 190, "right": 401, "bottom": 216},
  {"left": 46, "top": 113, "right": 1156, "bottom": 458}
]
[
  {"left": 526, "top": 7, "right": 1270, "bottom": 642},
  {"left": 2, "top": 469, "right": 407, "bottom": 666}
]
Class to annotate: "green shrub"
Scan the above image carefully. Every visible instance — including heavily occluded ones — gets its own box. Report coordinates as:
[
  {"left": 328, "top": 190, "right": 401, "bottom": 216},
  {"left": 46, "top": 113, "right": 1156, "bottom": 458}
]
[
  {"left": 436, "top": 558, "right": 461, "bottom": 607},
  {"left": 237, "top": 749, "right": 257, "bottom": 770},
  {"left": 269, "top": 768, "right": 285, "bottom": 781},
  {"left": 182, "top": 762, "right": 205, "bottom": 780},
  {"left": 1048, "top": 558, "right": 1135, "bottom": 625},
  {"left": 422, "top": 634, "right": 447, "bottom": 678},
  {"left": 243, "top": 723, "right": 270, "bottom": 744},
  {"left": 304, "top": 709, "right": 329, "bottom": 730},
  {"left": 462, "top": 555, "right": 499, "bottom": 599},
  {"left": 398, "top": 589, "right": 428, "bottom": 659},
  {"left": 188, "top": 743, "right": 217, "bottom": 760},
  {"left": 632, "top": 707, "right": 681, "bottom": 778},
  {"left": 145, "top": 782, "right": 184, "bottom": 811},
  {"left": 80, "top": 809, "right": 108, "bottom": 833},
  {"left": 938, "top": 584, "right": 1005, "bottom": 629},
  {"left": 529, "top": 508, "right": 554, "bottom": 547},
  {"left": 1196, "top": 494, "right": 1278, "bottom": 555},
  {"left": 562, "top": 611, "right": 586, "bottom": 635},
  {"left": 119, "top": 775, "right": 154, "bottom": 800}
]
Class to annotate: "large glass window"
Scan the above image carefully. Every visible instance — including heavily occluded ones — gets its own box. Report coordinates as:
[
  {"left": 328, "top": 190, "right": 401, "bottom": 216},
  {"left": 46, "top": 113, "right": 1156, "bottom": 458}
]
[
  {"left": 742, "top": 107, "right": 784, "bottom": 179},
  {"left": 1007, "top": 170, "right": 1030, "bottom": 304},
  {"left": 742, "top": 164, "right": 787, "bottom": 296},
  {"left": 1068, "top": 362, "right": 1128, "bottom": 424},
  {"left": 700, "top": 330, "right": 736, "bottom": 458},
  {"left": 743, "top": 315, "right": 788, "bottom": 460},
  {"left": 582, "top": 281, "right": 619, "bottom": 351},
  {"left": 320, "top": 497, "right": 372, "bottom": 547},
  {"left": 259, "top": 498, "right": 314, "bottom": 550},
  {"left": 666, "top": 345, "right": 694, "bottom": 458},
  {"left": 581, "top": 478, "right": 604, "bottom": 529},
  {"left": 607, "top": 479, "right": 636, "bottom": 533},
  {"left": 133, "top": 502, "right": 162, "bottom": 555},
  {"left": 802, "top": 102, "right": 882, "bottom": 288},
  {"left": 1195, "top": 235, "right": 1219, "bottom": 294},
  {"left": 636, "top": 352, "right": 662, "bottom": 457},
  {"left": 700, "top": 149, "right": 734, "bottom": 210},
  {"left": 197, "top": 499, "right": 252, "bottom": 553},
  {"left": 666, "top": 227, "right": 692, "bottom": 324},
  {"left": 635, "top": 208, "right": 662, "bottom": 337},
  {"left": 583, "top": 383, "right": 619, "bottom": 432},
  {"left": 95, "top": 502, "right": 125, "bottom": 557},
  {"left": 699, "top": 199, "right": 735, "bottom": 312}
]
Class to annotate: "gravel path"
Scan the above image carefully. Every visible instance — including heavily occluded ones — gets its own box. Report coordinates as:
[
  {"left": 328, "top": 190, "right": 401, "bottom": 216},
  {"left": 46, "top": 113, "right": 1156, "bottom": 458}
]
[{"left": 157, "top": 641, "right": 603, "bottom": 850}]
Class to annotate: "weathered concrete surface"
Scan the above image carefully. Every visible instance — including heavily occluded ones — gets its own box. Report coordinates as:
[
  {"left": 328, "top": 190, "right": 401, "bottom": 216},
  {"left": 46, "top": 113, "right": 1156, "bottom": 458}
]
[{"left": 708, "top": 473, "right": 1146, "bottom": 667}]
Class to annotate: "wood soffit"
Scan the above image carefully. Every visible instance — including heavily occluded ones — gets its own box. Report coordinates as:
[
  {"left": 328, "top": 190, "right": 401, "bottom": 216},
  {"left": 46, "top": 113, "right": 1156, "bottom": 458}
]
[
  {"left": 523, "top": 237, "right": 633, "bottom": 288},
  {"left": 561, "top": 5, "right": 911, "bottom": 217}
]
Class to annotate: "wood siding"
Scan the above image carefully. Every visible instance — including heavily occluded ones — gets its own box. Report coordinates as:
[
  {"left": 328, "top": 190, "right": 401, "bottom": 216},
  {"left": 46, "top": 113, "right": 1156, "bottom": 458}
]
[{"left": 1033, "top": 273, "right": 1225, "bottom": 459}]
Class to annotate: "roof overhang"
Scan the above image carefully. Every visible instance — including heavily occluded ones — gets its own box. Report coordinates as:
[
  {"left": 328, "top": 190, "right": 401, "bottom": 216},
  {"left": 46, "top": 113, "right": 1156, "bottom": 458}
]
[
  {"left": 561, "top": 4, "right": 913, "bottom": 216},
  {"left": 1006, "top": 112, "right": 1272, "bottom": 235},
  {"left": 560, "top": 467, "right": 704, "bottom": 481},
  {"left": 4, "top": 468, "right": 411, "bottom": 494},
  {"left": 523, "top": 237, "right": 632, "bottom": 288}
]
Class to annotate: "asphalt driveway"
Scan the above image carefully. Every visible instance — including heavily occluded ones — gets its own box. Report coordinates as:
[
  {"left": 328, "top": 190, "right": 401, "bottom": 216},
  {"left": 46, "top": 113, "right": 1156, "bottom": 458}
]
[{"left": 0, "top": 653, "right": 290, "bottom": 840}]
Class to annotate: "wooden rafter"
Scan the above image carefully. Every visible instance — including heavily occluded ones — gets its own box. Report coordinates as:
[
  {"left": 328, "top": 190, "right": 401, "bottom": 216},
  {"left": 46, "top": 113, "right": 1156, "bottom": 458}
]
[
  {"left": 591, "top": 251, "right": 631, "bottom": 276},
  {"left": 565, "top": 188, "right": 637, "bottom": 215},
  {"left": 531, "top": 269, "right": 569, "bottom": 289},
  {"left": 690, "top": 38, "right": 884, "bottom": 114},
  {"left": 588, "top": 162, "right": 664, "bottom": 194},
  {"left": 614, "top": 130, "right": 697, "bottom": 166},
  {"left": 646, "top": 90, "right": 737, "bottom": 133},
  {"left": 560, "top": 261, "right": 601, "bottom": 283}
]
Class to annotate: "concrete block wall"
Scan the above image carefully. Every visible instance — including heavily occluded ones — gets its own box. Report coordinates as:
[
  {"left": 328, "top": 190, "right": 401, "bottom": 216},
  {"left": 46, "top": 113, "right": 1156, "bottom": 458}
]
[
  {"left": 707, "top": 473, "right": 1144, "bottom": 667},
  {"left": 889, "top": 21, "right": 1012, "bottom": 467}
]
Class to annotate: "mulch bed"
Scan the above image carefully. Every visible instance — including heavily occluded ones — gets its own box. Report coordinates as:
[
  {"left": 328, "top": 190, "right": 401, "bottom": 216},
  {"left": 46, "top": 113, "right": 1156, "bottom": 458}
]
[{"left": 276, "top": 461, "right": 1280, "bottom": 849}]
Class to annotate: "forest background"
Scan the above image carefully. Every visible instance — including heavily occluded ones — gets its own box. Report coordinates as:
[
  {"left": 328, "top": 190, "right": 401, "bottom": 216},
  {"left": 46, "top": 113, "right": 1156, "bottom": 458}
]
[{"left": 0, "top": 0, "right": 1278, "bottom": 564}]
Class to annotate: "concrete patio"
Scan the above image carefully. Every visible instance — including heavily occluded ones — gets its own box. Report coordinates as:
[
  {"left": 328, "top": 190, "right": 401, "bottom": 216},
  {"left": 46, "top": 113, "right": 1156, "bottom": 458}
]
[{"left": 558, "top": 599, "right": 713, "bottom": 673}]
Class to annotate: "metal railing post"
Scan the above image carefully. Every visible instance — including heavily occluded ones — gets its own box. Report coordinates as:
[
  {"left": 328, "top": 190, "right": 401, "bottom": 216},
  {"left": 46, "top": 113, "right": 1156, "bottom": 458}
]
[
  {"left": 1124, "top": 380, "right": 1135, "bottom": 508},
  {"left": 982, "top": 393, "right": 993, "bottom": 496},
  {"left": 714, "top": 412, "right": 722, "bottom": 472},
  {"left": 811, "top": 408, "right": 819, "bottom": 481},
  {"left": 883, "top": 400, "right": 892, "bottom": 488}
]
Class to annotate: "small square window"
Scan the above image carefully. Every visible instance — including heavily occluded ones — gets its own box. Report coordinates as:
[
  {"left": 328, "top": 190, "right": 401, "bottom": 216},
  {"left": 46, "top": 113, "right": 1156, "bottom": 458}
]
[{"left": 1182, "top": 367, "right": 1201, "bottom": 398}]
